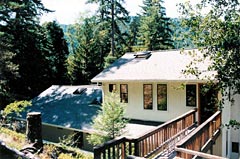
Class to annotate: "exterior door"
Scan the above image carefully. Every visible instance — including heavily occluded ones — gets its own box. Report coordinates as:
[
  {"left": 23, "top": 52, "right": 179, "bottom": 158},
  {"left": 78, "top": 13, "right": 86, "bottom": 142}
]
[{"left": 199, "top": 84, "right": 218, "bottom": 124}]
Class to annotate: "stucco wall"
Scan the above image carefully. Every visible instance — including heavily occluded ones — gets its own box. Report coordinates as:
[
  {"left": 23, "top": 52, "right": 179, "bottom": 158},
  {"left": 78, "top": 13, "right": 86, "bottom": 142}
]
[{"left": 102, "top": 82, "right": 198, "bottom": 122}]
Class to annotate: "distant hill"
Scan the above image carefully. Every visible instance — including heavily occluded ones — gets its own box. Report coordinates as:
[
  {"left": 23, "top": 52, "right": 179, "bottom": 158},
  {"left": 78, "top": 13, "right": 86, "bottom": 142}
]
[{"left": 59, "top": 17, "right": 196, "bottom": 52}]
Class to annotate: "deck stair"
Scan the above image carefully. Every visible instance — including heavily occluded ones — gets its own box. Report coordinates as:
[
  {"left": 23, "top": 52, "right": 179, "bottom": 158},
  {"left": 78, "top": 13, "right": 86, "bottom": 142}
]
[{"left": 151, "top": 126, "right": 197, "bottom": 159}]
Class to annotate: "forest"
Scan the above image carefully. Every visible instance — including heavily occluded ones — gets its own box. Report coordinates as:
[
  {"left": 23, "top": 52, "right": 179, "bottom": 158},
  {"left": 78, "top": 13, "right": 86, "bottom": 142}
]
[{"left": 0, "top": 0, "right": 239, "bottom": 109}]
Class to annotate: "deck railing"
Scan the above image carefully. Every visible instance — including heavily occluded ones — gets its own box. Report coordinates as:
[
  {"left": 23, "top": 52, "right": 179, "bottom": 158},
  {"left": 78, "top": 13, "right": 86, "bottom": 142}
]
[
  {"left": 94, "top": 109, "right": 197, "bottom": 159},
  {"left": 175, "top": 110, "right": 222, "bottom": 159}
]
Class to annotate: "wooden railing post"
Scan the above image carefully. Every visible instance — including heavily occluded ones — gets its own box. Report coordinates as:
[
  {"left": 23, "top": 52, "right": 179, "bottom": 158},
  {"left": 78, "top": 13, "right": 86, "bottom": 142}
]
[
  {"left": 134, "top": 140, "right": 140, "bottom": 157},
  {"left": 94, "top": 147, "right": 101, "bottom": 159}
]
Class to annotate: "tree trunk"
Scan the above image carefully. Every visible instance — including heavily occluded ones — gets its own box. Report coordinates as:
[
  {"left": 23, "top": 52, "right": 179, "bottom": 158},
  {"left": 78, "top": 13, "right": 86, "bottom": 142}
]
[{"left": 111, "top": 0, "right": 115, "bottom": 56}]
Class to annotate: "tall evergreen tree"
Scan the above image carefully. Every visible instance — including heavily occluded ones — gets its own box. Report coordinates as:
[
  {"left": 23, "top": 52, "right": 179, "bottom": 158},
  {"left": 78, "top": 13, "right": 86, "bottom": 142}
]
[
  {"left": 0, "top": 0, "right": 51, "bottom": 99},
  {"left": 87, "top": 0, "right": 130, "bottom": 60},
  {"left": 128, "top": 16, "right": 141, "bottom": 51},
  {"left": 66, "top": 16, "right": 103, "bottom": 84},
  {"left": 42, "top": 21, "right": 69, "bottom": 85},
  {"left": 88, "top": 93, "right": 128, "bottom": 146},
  {"left": 138, "top": 0, "right": 174, "bottom": 51},
  {"left": 0, "top": 32, "right": 19, "bottom": 108}
]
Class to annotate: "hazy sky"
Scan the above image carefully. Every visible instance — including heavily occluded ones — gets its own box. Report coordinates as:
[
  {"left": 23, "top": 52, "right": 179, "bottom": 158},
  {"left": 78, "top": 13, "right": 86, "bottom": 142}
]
[{"left": 40, "top": 0, "right": 190, "bottom": 24}]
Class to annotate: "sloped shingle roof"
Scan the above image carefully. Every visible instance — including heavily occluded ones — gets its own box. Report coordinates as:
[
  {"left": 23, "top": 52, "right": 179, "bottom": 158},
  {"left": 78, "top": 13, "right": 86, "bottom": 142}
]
[
  {"left": 20, "top": 85, "right": 102, "bottom": 132},
  {"left": 92, "top": 49, "right": 216, "bottom": 83}
]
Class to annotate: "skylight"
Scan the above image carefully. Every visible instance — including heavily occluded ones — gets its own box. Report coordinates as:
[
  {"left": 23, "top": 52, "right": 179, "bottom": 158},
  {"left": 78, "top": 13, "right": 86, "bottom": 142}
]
[
  {"left": 134, "top": 51, "right": 152, "bottom": 59},
  {"left": 73, "top": 88, "right": 87, "bottom": 95}
]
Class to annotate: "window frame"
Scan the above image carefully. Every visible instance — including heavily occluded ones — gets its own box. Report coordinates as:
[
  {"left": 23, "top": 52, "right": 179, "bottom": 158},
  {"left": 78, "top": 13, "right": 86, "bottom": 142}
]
[
  {"left": 157, "top": 84, "right": 167, "bottom": 111},
  {"left": 186, "top": 84, "right": 197, "bottom": 107},
  {"left": 143, "top": 84, "right": 153, "bottom": 110},
  {"left": 120, "top": 84, "right": 128, "bottom": 103}
]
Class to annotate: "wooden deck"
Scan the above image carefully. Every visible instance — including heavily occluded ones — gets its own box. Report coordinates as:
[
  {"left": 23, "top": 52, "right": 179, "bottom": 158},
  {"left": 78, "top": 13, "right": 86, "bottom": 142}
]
[
  {"left": 93, "top": 109, "right": 197, "bottom": 159},
  {"left": 93, "top": 109, "right": 224, "bottom": 159}
]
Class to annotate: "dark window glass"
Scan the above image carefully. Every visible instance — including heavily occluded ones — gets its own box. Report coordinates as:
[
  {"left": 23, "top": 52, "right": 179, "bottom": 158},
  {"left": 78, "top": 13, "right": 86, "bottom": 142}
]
[
  {"left": 157, "top": 84, "right": 167, "bottom": 111},
  {"left": 186, "top": 84, "right": 197, "bottom": 107},
  {"left": 109, "top": 84, "right": 116, "bottom": 92},
  {"left": 143, "top": 84, "right": 153, "bottom": 109},
  {"left": 120, "top": 84, "right": 128, "bottom": 103},
  {"left": 232, "top": 142, "right": 239, "bottom": 153}
]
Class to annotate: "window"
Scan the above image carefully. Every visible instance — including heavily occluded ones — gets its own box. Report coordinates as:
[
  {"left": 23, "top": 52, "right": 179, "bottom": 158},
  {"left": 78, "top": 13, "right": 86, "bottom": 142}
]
[
  {"left": 157, "top": 84, "right": 167, "bottom": 111},
  {"left": 232, "top": 142, "right": 239, "bottom": 153},
  {"left": 186, "top": 84, "right": 197, "bottom": 107},
  {"left": 143, "top": 84, "right": 153, "bottom": 109},
  {"left": 109, "top": 84, "right": 116, "bottom": 92},
  {"left": 120, "top": 84, "right": 128, "bottom": 103}
]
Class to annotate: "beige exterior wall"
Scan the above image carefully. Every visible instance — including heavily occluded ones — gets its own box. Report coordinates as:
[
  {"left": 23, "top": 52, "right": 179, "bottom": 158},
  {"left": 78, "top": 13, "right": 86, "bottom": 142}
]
[
  {"left": 222, "top": 93, "right": 240, "bottom": 158},
  {"left": 102, "top": 82, "right": 199, "bottom": 122},
  {"left": 42, "top": 124, "right": 93, "bottom": 151}
]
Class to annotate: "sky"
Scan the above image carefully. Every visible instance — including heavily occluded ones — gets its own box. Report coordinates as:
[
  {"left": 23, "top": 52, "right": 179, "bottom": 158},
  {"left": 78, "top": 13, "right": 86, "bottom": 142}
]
[{"left": 40, "top": 0, "right": 190, "bottom": 24}]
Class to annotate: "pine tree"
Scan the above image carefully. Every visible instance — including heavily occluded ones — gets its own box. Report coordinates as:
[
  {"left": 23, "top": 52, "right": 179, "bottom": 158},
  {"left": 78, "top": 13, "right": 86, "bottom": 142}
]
[
  {"left": 66, "top": 16, "right": 103, "bottom": 84},
  {"left": 87, "top": 0, "right": 130, "bottom": 60},
  {"left": 138, "top": 0, "right": 174, "bottom": 51},
  {"left": 0, "top": 32, "right": 19, "bottom": 108},
  {"left": 88, "top": 93, "right": 128, "bottom": 146},
  {"left": 42, "top": 21, "right": 69, "bottom": 85},
  {"left": 0, "top": 0, "right": 51, "bottom": 99}
]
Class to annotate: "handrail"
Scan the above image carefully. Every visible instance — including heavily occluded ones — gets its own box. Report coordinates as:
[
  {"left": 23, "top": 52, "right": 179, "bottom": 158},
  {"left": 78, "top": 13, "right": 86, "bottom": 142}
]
[
  {"left": 94, "top": 109, "right": 197, "bottom": 159},
  {"left": 175, "top": 148, "right": 227, "bottom": 159},
  {"left": 175, "top": 111, "right": 222, "bottom": 159},
  {"left": 136, "top": 108, "right": 197, "bottom": 140}
]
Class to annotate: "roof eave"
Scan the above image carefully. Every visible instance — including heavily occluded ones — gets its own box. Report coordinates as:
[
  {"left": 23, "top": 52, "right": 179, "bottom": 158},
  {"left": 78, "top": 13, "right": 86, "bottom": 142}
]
[{"left": 91, "top": 78, "right": 217, "bottom": 83}]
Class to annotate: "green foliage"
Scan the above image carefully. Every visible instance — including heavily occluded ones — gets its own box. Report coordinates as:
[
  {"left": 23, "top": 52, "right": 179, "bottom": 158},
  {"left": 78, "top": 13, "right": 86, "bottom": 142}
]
[
  {"left": 104, "top": 54, "right": 117, "bottom": 68},
  {"left": 86, "top": 0, "right": 131, "bottom": 59},
  {"left": 0, "top": 0, "right": 52, "bottom": 100},
  {"left": 225, "top": 120, "right": 240, "bottom": 130},
  {"left": 137, "top": 0, "right": 174, "bottom": 50},
  {"left": 0, "top": 33, "right": 19, "bottom": 108},
  {"left": 2, "top": 100, "right": 31, "bottom": 117},
  {"left": 179, "top": 0, "right": 240, "bottom": 94},
  {"left": 88, "top": 93, "right": 128, "bottom": 146},
  {"left": 59, "top": 132, "right": 82, "bottom": 148},
  {"left": 0, "top": 1, "right": 71, "bottom": 103},
  {"left": 66, "top": 16, "right": 103, "bottom": 84},
  {"left": 170, "top": 18, "right": 195, "bottom": 49},
  {"left": 42, "top": 21, "right": 70, "bottom": 85}
]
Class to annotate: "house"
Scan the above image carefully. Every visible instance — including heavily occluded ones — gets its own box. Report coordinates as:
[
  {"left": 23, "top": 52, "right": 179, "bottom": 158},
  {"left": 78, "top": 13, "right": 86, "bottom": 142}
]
[
  {"left": 92, "top": 49, "right": 218, "bottom": 124},
  {"left": 91, "top": 49, "right": 240, "bottom": 158},
  {"left": 18, "top": 85, "right": 102, "bottom": 151}
]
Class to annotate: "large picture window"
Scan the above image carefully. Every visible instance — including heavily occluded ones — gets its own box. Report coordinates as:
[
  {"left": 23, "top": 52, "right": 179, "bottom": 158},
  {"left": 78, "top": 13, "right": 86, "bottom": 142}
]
[
  {"left": 157, "top": 84, "right": 167, "bottom": 111},
  {"left": 186, "top": 84, "right": 197, "bottom": 107},
  {"left": 143, "top": 84, "right": 153, "bottom": 109},
  {"left": 120, "top": 84, "right": 128, "bottom": 103}
]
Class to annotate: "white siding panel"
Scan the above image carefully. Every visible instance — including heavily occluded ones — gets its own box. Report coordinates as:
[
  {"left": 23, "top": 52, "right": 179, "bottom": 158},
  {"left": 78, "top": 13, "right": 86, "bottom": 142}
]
[{"left": 103, "top": 82, "right": 198, "bottom": 122}]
